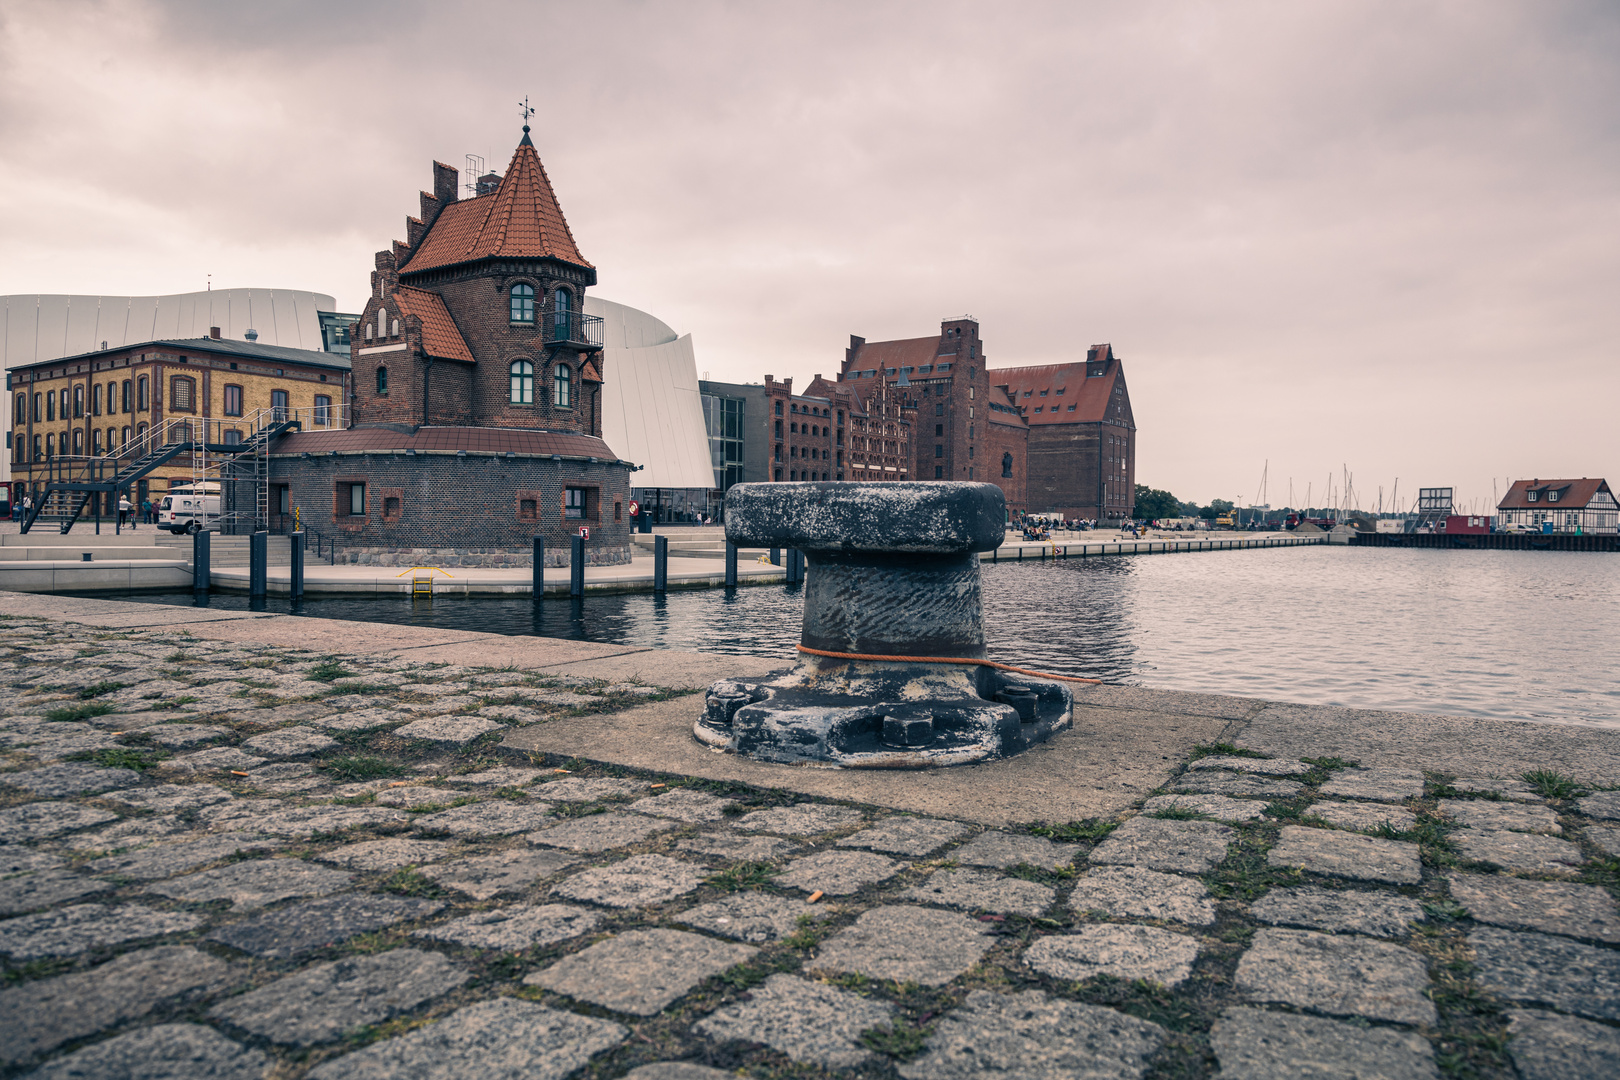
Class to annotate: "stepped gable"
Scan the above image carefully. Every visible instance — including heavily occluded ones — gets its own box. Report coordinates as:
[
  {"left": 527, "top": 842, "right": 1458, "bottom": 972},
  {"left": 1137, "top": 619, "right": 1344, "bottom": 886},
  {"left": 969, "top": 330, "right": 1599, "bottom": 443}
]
[
  {"left": 272, "top": 426, "right": 617, "bottom": 459},
  {"left": 391, "top": 286, "right": 474, "bottom": 364},
  {"left": 399, "top": 134, "right": 591, "bottom": 276}
]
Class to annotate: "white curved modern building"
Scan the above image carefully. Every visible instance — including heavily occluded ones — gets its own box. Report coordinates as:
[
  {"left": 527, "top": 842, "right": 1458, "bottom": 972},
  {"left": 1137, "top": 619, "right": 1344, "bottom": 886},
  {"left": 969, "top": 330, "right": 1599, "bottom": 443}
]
[
  {"left": 0, "top": 289, "right": 344, "bottom": 367},
  {"left": 586, "top": 295, "right": 717, "bottom": 493}
]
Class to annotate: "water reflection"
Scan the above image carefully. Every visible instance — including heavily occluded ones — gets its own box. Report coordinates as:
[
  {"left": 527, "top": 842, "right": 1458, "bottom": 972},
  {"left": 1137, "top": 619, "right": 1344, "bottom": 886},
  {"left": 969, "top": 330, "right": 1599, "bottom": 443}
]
[{"left": 99, "top": 546, "right": 1620, "bottom": 727}]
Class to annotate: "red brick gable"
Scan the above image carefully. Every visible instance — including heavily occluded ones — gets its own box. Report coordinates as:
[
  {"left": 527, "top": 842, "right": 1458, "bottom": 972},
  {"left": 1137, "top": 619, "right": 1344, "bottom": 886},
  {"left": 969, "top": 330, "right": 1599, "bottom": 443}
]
[{"left": 401, "top": 136, "right": 591, "bottom": 275}]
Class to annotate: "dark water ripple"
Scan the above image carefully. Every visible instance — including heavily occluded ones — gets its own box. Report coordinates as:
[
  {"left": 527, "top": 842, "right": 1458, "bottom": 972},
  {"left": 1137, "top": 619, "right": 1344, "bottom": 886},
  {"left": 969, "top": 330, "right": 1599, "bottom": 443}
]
[{"left": 97, "top": 546, "right": 1620, "bottom": 727}]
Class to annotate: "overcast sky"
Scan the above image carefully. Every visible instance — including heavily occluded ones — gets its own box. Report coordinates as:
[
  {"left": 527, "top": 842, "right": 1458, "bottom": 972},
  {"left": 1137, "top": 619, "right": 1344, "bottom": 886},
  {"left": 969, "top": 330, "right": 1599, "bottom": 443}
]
[{"left": 2, "top": 0, "right": 1615, "bottom": 509}]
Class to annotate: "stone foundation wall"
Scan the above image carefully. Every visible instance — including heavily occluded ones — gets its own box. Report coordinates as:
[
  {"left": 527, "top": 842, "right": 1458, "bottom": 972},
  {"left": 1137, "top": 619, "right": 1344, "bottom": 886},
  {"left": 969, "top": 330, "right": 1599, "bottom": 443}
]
[{"left": 330, "top": 545, "right": 631, "bottom": 568}]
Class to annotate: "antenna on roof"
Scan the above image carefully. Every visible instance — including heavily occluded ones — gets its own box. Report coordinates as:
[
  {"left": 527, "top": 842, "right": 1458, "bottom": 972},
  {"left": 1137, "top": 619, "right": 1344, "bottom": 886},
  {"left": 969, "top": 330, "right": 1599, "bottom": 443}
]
[{"left": 464, "top": 155, "right": 486, "bottom": 198}]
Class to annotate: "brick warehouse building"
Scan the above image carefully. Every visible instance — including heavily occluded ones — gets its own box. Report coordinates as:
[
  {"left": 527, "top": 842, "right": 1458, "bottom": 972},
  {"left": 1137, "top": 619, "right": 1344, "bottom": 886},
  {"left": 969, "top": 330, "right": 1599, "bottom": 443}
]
[
  {"left": 993, "top": 344, "right": 1137, "bottom": 521},
  {"left": 760, "top": 374, "right": 913, "bottom": 483},
  {"left": 269, "top": 125, "right": 633, "bottom": 566},
  {"left": 837, "top": 317, "right": 1028, "bottom": 514}
]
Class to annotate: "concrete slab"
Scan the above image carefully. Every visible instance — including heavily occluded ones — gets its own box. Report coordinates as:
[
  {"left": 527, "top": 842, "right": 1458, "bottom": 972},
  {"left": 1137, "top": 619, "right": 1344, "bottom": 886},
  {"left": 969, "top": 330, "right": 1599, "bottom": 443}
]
[
  {"left": 501, "top": 697, "right": 1229, "bottom": 826},
  {"left": 1235, "top": 703, "right": 1620, "bottom": 784}
]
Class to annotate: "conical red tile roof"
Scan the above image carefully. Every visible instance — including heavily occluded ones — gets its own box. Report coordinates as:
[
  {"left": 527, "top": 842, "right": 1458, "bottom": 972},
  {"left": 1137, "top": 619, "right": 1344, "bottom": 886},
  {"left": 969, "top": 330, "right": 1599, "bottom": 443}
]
[{"left": 400, "top": 131, "right": 591, "bottom": 274}]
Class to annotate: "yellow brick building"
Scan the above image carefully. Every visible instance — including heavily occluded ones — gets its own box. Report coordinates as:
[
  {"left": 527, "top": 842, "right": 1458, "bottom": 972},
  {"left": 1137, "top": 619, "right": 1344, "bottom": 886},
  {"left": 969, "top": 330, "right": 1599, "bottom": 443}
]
[{"left": 8, "top": 330, "right": 350, "bottom": 512}]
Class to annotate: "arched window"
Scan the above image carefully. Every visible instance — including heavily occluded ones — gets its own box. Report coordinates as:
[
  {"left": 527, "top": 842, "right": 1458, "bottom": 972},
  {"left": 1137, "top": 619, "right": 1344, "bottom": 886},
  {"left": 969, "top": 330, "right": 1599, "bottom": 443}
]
[
  {"left": 33, "top": 393, "right": 41, "bottom": 422},
  {"left": 74, "top": 385, "right": 84, "bottom": 418},
  {"left": 46, "top": 392, "right": 54, "bottom": 422},
  {"left": 1002, "top": 452, "right": 1013, "bottom": 478},
  {"left": 121, "top": 380, "right": 131, "bottom": 412},
  {"left": 73, "top": 430, "right": 83, "bottom": 455},
  {"left": 136, "top": 423, "right": 147, "bottom": 440},
  {"left": 137, "top": 377, "right": 148, "bottom": 411},
  {"left": 93, "top": 430, "right": 102, "bottom": 454},
  {"left": 376, "top": 367, "right": 388, "bottom": 395},
  {"left": 553, "top": 363, "right": 572, "bottom": 408},
  {"left": 122, "top": 426, "right": 130, "bottom": 447},
  {"left": 13, "top": 394, "right": 22, "bottom": 425},
  {"left": 107, "top": 382, "right": 117, "bottom": 413},
  {"left": 510, "top": 360, "right": 534, "bottom": 404},
  {"left": 510, "top": 283, "right": 535, "bottom": 324},
  {"left": 92, "top": 384, "right": 102, "bottom": 416},
  {"left": 45, "top": 433, "right": 54, "bottom": 458},
  {"left": 552, "top": 288, "right": 571, "bottom": 335},
  {"left": 170, "top": 375, "right": 196, "bottom": 413}
]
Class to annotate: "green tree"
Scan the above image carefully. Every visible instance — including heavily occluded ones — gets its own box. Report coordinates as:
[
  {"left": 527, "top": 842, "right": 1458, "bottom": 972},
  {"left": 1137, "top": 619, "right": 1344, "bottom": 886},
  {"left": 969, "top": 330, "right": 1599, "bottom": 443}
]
[
  {"left": 1199, "top": 498, "right": 1235, "bottom": 520},
  {"left": 1133, "top": 485, "right": 1181, "bottom": 520}
]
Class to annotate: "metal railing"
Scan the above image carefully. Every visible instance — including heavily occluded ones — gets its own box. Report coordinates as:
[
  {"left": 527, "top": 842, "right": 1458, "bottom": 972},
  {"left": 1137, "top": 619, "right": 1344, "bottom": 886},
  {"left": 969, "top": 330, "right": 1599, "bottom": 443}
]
[{"left": 538, "top": 303, "right": 604, "bottom": 347}]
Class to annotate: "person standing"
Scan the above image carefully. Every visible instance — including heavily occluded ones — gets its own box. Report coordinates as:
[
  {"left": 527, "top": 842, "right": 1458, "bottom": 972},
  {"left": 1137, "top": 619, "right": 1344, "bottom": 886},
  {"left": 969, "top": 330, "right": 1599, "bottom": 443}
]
[
  {"left": 118, "top": 493, "right": 132, "bottom": 528},
  {"left": 141, "top": 497, "right": 153, "bottom": 524}
]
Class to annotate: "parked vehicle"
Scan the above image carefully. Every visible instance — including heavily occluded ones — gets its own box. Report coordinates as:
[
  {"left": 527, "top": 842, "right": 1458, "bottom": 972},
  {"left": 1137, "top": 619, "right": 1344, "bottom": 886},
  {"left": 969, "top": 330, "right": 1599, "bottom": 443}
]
[{"left": 159, "top": 485, "right": 221, "bottom": 534}]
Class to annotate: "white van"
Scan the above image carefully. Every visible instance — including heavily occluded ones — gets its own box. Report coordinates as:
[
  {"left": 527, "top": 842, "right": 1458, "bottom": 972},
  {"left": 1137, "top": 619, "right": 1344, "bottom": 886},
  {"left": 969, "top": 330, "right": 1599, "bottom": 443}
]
[{"left": 159, "top": 488, "right": 222, "bottom": 534}]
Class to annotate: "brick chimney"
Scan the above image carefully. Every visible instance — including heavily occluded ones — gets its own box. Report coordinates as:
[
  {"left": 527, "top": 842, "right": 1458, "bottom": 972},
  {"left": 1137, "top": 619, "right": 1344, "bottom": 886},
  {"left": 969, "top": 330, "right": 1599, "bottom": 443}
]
[{"left": 209, "top": 327, "right": 221, "bottom": 339}]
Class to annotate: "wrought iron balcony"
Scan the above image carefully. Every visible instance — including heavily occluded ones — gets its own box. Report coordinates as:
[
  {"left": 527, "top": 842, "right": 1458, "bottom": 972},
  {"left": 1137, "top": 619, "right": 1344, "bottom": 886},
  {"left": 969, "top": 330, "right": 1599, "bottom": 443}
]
[{"left": 540, "top": 303, "right": 604, "bottom": 348}]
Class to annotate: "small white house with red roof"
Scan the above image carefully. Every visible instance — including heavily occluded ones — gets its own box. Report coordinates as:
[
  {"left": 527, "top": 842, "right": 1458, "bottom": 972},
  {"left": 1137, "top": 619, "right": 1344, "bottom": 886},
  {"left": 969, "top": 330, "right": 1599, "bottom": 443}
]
[{"left": 1497, "top": 478, "right": 1617, "bottom": 534}]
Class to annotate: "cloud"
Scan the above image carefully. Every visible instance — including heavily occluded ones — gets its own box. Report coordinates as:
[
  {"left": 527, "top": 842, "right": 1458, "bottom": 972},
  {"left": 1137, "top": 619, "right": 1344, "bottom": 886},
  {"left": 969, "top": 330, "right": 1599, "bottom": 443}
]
[{"left": 1, "top": 0, "right": 1615, "bottom": 505}]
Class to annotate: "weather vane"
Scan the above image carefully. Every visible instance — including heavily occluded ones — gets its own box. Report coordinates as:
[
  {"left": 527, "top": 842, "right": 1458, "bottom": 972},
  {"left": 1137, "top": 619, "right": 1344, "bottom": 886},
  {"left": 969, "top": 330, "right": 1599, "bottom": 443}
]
[{"left": 519, "top": 95, "right": 533, "bottom": 129}]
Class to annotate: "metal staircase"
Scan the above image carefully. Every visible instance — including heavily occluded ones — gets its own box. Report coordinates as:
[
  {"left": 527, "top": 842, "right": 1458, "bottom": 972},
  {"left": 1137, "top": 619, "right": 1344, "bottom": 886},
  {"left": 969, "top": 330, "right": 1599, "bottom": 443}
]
[{"left": 20, "top": 407, "right": 323, "bottom": 536}]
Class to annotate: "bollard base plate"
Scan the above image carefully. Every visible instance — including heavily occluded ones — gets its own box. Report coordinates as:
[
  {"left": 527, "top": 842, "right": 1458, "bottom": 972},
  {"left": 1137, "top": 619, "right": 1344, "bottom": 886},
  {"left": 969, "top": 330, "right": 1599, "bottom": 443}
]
[{"left": 696, "top": 656, "right": 1072, "bottom": 768}]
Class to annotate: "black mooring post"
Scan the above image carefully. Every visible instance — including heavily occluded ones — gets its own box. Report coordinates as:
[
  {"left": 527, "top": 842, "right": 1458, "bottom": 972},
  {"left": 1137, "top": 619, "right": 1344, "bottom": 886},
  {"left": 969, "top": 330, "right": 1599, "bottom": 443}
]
[
  {"left": 289, "top": 531, "right": 305, "bottom": 602},
  {"left": 770, "top": 547, "right": 780, "bottom": 566},
  {"left": 654, "top": 534, "right": 668, "bottom": 593},
  {"left": 249, "top": 530, "right": 267, "bottom": 598},
  {"left": 725, "top": 540, "right": 738, "bottom": 588},
  {"left": 532, "top": 536, "right": 545, "bottom": 599},
  {"left": 192, "top": 529, "right": 211, "bottom": 594},
  {"left": 570, "top": 534, "right": 585, "bottom": 598},
  {"left": 787, "top": 548, "right": 804, "bottom": 584}
]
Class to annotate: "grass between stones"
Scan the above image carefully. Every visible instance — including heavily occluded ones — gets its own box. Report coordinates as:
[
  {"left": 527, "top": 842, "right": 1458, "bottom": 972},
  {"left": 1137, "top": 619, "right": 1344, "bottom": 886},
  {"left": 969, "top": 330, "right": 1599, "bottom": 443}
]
[
  {"left": 319, "top": 754, "right": 414, "bottom": 781},
  {"left": 1187, "top": 742, "right": 1269, "bottom": 760},
  {"left": 42, "top": 700, "right": 116, "bottom": 723}
]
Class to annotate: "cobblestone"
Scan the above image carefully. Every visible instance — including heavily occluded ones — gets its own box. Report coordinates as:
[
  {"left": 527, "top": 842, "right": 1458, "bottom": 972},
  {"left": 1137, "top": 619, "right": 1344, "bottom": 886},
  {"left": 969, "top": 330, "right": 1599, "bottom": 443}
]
[
  {"left": 529, "top": 811, "right": 679, "bottom": 852},
  {"left": 1, "top": 762, "right": 140, "bottom": 796},
  {"left": 676, "top": 833, "right": 799, "bottom": 863},
  {"left": 531, "top": 776, "right": 648, "bottom": 801},
  {"left": 421, "top": 849, "right": 582, "bottom": 899},
  {"left": 145, "top": 857, "right": 353, "bottom": 909},
  {"left": 551, "top": 854, "right": 705, "bottom": 907},
  {"left": 102, "top": 781, "right": 233, "bottom": 811},
  {"left": 627, "top": 788, "right": 735, "bottom": 822},
  {"left": 1319, "top": 767, "right": 1425, "bottom": 801},
  {"left": 1249, "top": 885, "right": 1424, "bottom": 937},
  {"left": 241, "top": 727, "right": 341, "bottom": 757},
  {"left": 1090, "top": 817, "right": 1234, "bottom": 872},
  {"left": 1169, "top": 772, "right": 1304, "bottom": 798},
  {"left": 1186, "top": 755, "right": 1313, "bottom": 775},
  {"left": 0, "top": 868, "right": 107, "bottom": 915},
  {"left": 676, "top": 892, "right": 832, "bottom": 943},
  {"left": 1210, "top": 1006, "right": 1439, "bottom": 1080},
  {"left": 0, "top": 945, "right": 233, "bottom": 1066},
  {"left": 88, "top": 833, "right": 281, "bottom": 879},
  {"left": 1453, "top": 830, "right": 1586, "bottom": 876},
  {"left": 394, "top": 715, "right": 503, "bottom": 746},
  {"left": 693, "top": 973, "right": 892, "bottom": 1068},
  {"left": 1235, "top": 927, "right": 1437, "bottom": 1026},
  {"left": 899, "top": 989, "right": 1167, "bottom": 1080},
  {"left": 775, "top": 849, "right": 902, "bottom": 895},
  {"left": 0, "top": 902, "right": 204, "bottom": 959},
  {"left": 1440, "top": 798, "right": 1561, "bottom": 833},
  {"left": 1140, "top": 793, "right": 1268, "bottom": 822},
  {"left": 1266, "top": 825, "right": 1421, "bottom": 884},
  {"left": 208, "top": 895, "right": 443, "bottom": 958},
  {"left": 306, "top": 997, "right": 626, "bottom": 1080},
  {"left": 1308, "top": 799, "right": 1418, "bottom": 833},
  {"left": 1449, "top": 872, "right": 1620, "bottom": 942},
  {"left": 0, "top": 801, "right": 117, "bottom": 841},
  {"left": 812, "top": 905, "right": 994, "bottom": 986},
  {"left": 417, "top": 902, "right": 602, "bottom": 950},
  {"left": 319, "top": 837, "right": 456, "bottom": 870},
  {"left": 1576, "top": 790, "right": 1620, "bottom": 820},
  {"left": 210, "top": 947, "right": 470, "bottom": 1045},
  {"left": 835, "top": 816, "right": 971, "bottom": 855},
  {"left": 1505, "top": 1007, "right": 1620, "bottom": 1080},
  {"left": 1026, "top": 924, "right": 1202, "bottom": 987},
  {"left": 412, "top": 799, "right": 555, "bottom": 837},
  {"left": 1470, "top": 926, "right": 1620, "bottom": 1020},
  {"left": 903, "top": 867, "right": 1056, "bottom": 916},
  {"left": 733, "top": 803, "right": 866, "bottom": 835},
  {"left": 1068, "top": 865, "right": 1216, "bottom": 925},
  {"left": 525, "top": 928, "right": 756, "bottom": 1015},
  {"left": 24, "top": 1023, "right": 269, "bottom": 1080},
  {"left": 950, "top": 830, "right": 1079, "bottom": 870}
]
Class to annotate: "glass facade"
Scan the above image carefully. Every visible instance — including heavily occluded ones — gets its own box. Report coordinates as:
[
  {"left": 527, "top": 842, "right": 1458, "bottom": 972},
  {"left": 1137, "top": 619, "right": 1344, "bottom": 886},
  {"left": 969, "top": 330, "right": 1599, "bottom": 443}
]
[{"left": 702, "top": 393, "right": 746, "bottom": 491}]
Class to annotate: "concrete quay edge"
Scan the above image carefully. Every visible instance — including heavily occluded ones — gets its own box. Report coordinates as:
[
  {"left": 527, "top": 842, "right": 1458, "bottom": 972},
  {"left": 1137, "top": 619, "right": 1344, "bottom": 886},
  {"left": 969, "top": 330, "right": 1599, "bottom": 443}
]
[{"left": 4, "top": 593, "right": 1618, "bottom": 825}]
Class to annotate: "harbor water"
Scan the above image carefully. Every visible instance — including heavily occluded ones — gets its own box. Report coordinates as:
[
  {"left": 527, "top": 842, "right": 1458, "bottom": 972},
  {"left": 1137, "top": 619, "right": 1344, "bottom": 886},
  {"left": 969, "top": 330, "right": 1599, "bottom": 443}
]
[{"left": 98, "top": 545, "right": 1620, "bottom": 728}]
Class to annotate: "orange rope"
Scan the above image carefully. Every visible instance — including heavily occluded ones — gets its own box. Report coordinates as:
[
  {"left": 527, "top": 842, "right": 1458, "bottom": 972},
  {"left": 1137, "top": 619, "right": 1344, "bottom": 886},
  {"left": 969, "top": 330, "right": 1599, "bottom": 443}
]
[{"left": 795, "top": 644, "right": 1103, "bottom": 684}]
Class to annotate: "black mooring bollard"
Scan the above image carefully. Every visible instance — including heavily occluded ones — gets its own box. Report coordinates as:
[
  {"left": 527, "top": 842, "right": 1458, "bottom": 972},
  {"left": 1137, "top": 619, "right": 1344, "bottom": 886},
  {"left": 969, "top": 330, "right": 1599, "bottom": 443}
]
[
  {"left": 770, "top": 547, "right": 780, "bottom": 566},
  {"left": 289, "top": 531, "right": 305, "bottom": 602},
  {"left": 192, "top": 529, "right": 211, "bottom": 593},
  {"left": 532, "top": 536, "right": 545, "bottom": 599},
  {"left": 697, "top": 482, "right": 1074, "bottom": 768},
  {"left": 654, "top": 534, "right": 668, "bottom": 593},
  {"left": 725, "top": 540, "right": 738, "bottom": 589},
  {"left": 249, "top": 531, "right": 267, "bottom": 598},
  {"left": 570, "top": 534, "right": 584, "bottom": 598}
]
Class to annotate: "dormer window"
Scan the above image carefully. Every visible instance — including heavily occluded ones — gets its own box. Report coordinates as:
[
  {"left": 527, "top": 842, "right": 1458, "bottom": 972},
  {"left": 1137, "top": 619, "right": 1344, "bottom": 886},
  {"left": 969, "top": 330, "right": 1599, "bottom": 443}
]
[
  {"left": 1548, "top": 490, "right": 1559, "bottom": 502},
  {"left": 1527, "top": 490, "right": 1537, "bottom": 502}
]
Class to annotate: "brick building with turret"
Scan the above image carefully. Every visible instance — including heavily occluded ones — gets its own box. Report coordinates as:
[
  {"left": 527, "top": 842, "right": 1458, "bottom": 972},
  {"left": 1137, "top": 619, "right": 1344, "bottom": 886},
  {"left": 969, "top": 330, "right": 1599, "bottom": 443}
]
[{"left": 267, "top": 124, "right": 634, "bottom": 565}]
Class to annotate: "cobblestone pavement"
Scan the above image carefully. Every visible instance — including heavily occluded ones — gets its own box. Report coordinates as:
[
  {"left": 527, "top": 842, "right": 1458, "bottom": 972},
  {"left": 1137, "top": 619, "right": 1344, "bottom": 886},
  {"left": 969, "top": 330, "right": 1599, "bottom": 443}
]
[{"left": 2, "top": 614, "right": 1619, "bottom": 1078}]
